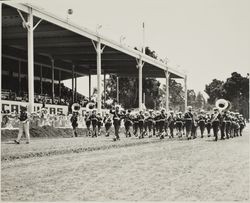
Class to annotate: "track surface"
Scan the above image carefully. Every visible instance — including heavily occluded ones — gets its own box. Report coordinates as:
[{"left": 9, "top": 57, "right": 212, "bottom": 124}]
[{"left": 1, "top": 125, "right": 249, "bottom": 201}]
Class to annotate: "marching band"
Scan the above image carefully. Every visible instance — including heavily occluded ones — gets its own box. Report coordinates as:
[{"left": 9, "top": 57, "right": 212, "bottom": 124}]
[
  {"left": 3, "top": 99, "right": 246, "bottom": 144},
  {"left": 80, "top": 104, "right": 246, "bottom": 142}
]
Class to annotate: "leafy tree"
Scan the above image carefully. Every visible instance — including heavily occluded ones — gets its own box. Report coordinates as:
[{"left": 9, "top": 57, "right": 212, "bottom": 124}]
[
  {"left": 223, "top": 72, "right": 249, "bottom": 117},
  {"left": 205, "top": 79, "right": 225, "bottom": 104},
  {"left": 162, "top": 79, "right": 185, "bottom": 111},
  {"left": 195, "top": 91, "right": 205, "bottom": 109},
  {"left": 187, "top": 89, "right": 196, "bottom": 107},
  {"left": 205, "top": 72, "right": 249, "bottom": 119}
]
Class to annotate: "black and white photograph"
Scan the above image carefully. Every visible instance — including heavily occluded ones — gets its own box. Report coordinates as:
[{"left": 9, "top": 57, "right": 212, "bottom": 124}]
[{"left": 0, "top": 0, "right": 249, "bottom": 201}]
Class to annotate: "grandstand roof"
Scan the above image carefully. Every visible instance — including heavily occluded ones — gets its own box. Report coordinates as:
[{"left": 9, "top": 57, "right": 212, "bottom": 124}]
[{"left": 2, "top": 2, "right": 186, "bottom": 81}]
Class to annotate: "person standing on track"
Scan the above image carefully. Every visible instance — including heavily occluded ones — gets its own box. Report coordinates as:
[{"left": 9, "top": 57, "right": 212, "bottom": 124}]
[
  {"left": 110, "top": 106, "right": 124, "bottom": 141},
  {"left": 175, "top": 112, "right": 183, "bottom": 138},
  {"left": 124, "top": 110, "right": 133, "bottom": 138},
  {"left": 211, "top": 107, "right": 221, "bottom": 141},
  {"left": 14, "top": 105, "right": 30, "bottom": 144},
  {"left": 184, "top": 106, "right": 194, "bottom": 140},
  {"left": 103, "top": 112, "right": 112, "bottom": 137},
  {"left": 90, "top": 110, "right": 98, "bottom": 137},
  {"left": 168, "top": 111, "right": 175, "bottom": 138},
  {"left": 84, "top": 111, "right": 91, "bottom": 136},
  {"left": 198, "top": 110, "right": 206, "bottom": 138},
  {"left": 138, "top": 111, "right": 145, "bottom": 139},
  {"left": 70, "top": 111, "right": 78, "bottom": 137}
]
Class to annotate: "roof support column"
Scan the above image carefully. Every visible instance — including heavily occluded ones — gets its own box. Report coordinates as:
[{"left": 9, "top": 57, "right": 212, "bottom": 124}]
[
  {"left": 72, "top": 64, "right": 75, "bottom": 103},
  {"left": 51, "top": 58, "right": 55, "bottom": 104},
  {"left": 96, "top": 39, "right": 102, "bottom": 113},
  {"left": 17, "top": 6, "right": 42, "bottom": 112},
  {"left": 137, "top": 57, "right": 144, "bottom": 111},
  {"left": 104, "top": 72, "right": 106, "bottom": 103},
  {"left": 165, "top": 69, "right": 170, "bottom": 111},
  {"left": 0, "top": 3, "right": 2, "bottom": 123},
  {"left": 27, "top": 7, "right": 34, "bottom": 113},
  {"left": 88, "top": 70, "right": 91, "bottom": 100},
  {"left": 116, "top": 76, "right": 119, "bottom": 104},
  {"left": 58, "top": 70, "right": 61, "bottom": 104},
  {"left": 75, "top": 73, "right": 77, "bottom": 101},
  {"left": 18, "top": 60, "right": 22, "bottom": 96},
  {"left": 92, "top": 38, "right": 105, "bottom": 113},
  {"left": 184, "top": 75, "right": 188, "bottom": 112},
  {"left": 40, "top": 65, "right": 43, "bottom": 95}
]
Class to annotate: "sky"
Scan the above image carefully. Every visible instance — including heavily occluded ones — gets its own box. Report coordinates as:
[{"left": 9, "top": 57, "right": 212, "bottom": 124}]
[{"left": 10, "top": 0, "right": 250, "bottom": 97}]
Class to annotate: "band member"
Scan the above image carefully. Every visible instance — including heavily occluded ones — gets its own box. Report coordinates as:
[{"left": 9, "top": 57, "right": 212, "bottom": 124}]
[
  {"left": 146, "top": 110, "right": 155, "bottom": 138},
  {"left": 164, "top": 112, "right": 169, "bottom": 137},
  {"left": 124, "top": 110, "right": 133, "bottom": 137},
  {"left": 14, "top": 105, "right": 30, "bottom": 144},
  {"left": 110, "top": 106, "right": 124, "bottom": 141},
  {"left": 84, "top": 111, "right": 91, "bottom": 136},
  {"left": 211, "top": 107, "right": 221, "bottom": 141},
  {"left": 238, "top": 114, "right": 246, "bottom": 136},
  {"left": 90, "top": 110, "right": 98, "bottom": 137},
  {"left": 168, "top": 111, "right": 175, "bottom": 138},
  {"left": 132, "top": 112, "right": 139, "bottom": 137},
  {"left": 103, "top": 112, "right": 112, "bottom": 137},
  {"left": 154, "top": 111, "right": 160, "bottom": 136},
  {"left": 224, "top": 111, "right": 231, "bottom": 139},
  {"left": 220, "top": 110, "right": 227, "bottom": 139},
  {"left": 159, "top": 109, "right": 166, "bottom": 139},
  {"left": 233, "top": 113, "right": 240, "bottom": 137},
  {"left": 97, "top": 112, "right": 103, "bottom": 136},
  {"left": 70, "top": 111, "right": 78, "bottom": 137},
  {"left": 175, "top": 112, "right": 183, "bottom": 138},
  {"left": 184, "top": 106, "right": 193, "bottom": 140},
  {"left": 198, "top": 110, "right": 206, "bottom": 138},
  {"left": 205, "top": 113, "right": 212, "bottom": 137},
  {"left": 138, "top": 111, "right": 145, "bottom": 139},
  {"left": 143, "top": 112, "right": 149, "bottom": 137},
  {"left": 229, "top": 112, "right": 235, "bottom": 137},
  {"left": 191, "top": 112, "right": 198, "bottom": 139}
]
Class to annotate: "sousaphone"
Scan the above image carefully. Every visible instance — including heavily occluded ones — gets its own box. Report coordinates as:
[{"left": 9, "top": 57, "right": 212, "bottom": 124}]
[
  {"left": 215, "top": 99, "right": 231, "bottom": 111},
  {"left": 71, "top": 103, "right": 81, "bottom": 113}
]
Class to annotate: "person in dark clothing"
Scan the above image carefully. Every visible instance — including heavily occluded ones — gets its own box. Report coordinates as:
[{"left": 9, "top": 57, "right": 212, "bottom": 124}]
[
  {"left": 198, "top": 110, "right": 206, "bottom": 138},
  {"left": 168, "top": 111, "right": 175, "bottom": 138},
  {"left": 70, "top": 111, "right": 78, "bottom": 137},
  {"left": 211, "top": 107, "right": 222, "bottom": 141},
  {"left": 184, "top": 106, "right": 194, "bottom": 140},
  {"left": 175, "top": 112, "right": 184, "bottom": 138},
  {"left": 220, "top": 110, "right": 227, "bottom": 140},
  {"left": 90, "top": 110, "right": 98, "bottom": 137},
  {"left": 205, "top": 113, "right": 212, "bottom": 137},
  {"left": 133, "top": 113, "right": 139, "bottom": 137},
  {"left": 84, "top": 111, "right": 91, "bottom": 136},
  {"left": 103, "top": 112, "right": 112, "bottom": 137},
  {"left": 110, "top": 106, "right": 124, "bottom": 141},
  {"left": 158, "top": 109, "right": 166, "bottom": 139},
  {"left": 124, "top": 110, "right": 133, "bottom": 137},
  {"left": 238, "top": 114, "right": 246, "bottom": 136},
  {"left": 224, "top": 111, "right": 232, "bottom": 139},
  {"left": 97, "top": 112, "right": 103, "bottom": 136},
  {"left": 138, "top": 111, "right": 145, "bottom": 139}
]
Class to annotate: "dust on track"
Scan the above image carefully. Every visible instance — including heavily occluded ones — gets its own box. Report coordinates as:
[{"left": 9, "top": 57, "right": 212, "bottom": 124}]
[{"left": 1, "top": 125, "right": 249, "bottom": 201}]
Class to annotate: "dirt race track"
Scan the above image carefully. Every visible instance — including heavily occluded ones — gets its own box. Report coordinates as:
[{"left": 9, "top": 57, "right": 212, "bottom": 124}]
[{"left": 1, "top": 125, "right": 250, "bottom": 201}]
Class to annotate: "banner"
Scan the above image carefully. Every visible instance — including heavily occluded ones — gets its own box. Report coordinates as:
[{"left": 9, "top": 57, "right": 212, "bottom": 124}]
[{"left": 1, "top": 100, "right": 68, "bottom": 115}]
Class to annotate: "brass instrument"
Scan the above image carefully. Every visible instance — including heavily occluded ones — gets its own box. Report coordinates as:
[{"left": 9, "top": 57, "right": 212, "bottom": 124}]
[
  {"left": 86, "top": 102, "right": 96, "bottom": 111},
  {"left": 71, "top": 103, "right": 81, "bottom": 113},
  {"left": 215, "top": 99, "right": 231, "bottom": 112}
]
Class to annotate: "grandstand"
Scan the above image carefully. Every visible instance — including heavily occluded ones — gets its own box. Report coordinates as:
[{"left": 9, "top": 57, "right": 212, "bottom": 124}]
[{"left": 0, "top": 2, "right": 187, "bottom": 115}]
